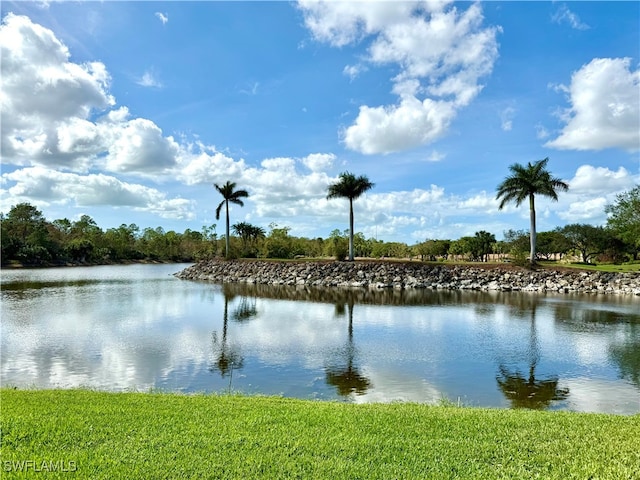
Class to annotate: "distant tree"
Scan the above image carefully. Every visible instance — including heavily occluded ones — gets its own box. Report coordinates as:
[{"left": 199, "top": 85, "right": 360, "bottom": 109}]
[
  {"left": 605, "top": 185, "right": 640, "bottom": 259},
  {"left": 66, "top": 238, "right": 94, "bottom": 263},
  {"left": 327, "top": 172, "right": 374, "bottom": 261},
  {"left": 503, "top": 229, "right": 530, "bottom": 264},
  {"left": 104, "top": 224, "right": 140, "bottom": 260},
  {"left": 233, "top": 221, "right": 265, "bottom": 257},
  {"left": 496, "top": 158, "right": 568, "bottom": 266},
  {"left": 328, "top": 229, "right": 349, "bottom": 261},
  {"left": 1, "top": 203, "right": 57, "bottom": 264},
  {"left": 261, "top": 223, "right": 295, "bottom": 259},
  {"left": 449, "top": 237, "right": 473, "bottom": 261},
  {"left": 416, "top": 239, "right": 451, "bottom": 261},
  {"left": 561, "top": 223, "right": 608, "bottom": 263},
  {"left": 215, "top": 181, "right": 249, "bottom": 258},
  {"left": 471, "top": 231, "right": 496, "bottom": 262},
  {"left": 535, "top": 230, "right": 570, "bottom": 261}
]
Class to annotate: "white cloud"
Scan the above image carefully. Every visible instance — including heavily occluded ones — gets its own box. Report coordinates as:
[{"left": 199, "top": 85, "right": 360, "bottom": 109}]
[
  {"left": 568, "top": 165, "right": 636, "bottom": 195},
  {"left": 555, "top": 165, "right": 640, "bottom": 224},
  {"left": 551, "top": 4, "right": 589, "bottom": 31},
  {"left": 137, "top": 71, "right": 163, "bottom": 88},
  {"left": 155, "top": 12, "right": 168, "bottom": 25},
  {"left": 500, "top": 106, "right": 515, "bottom": 131},
  {"left": 239, "top": 81, "right": 259, "bottom": 95},
  {"left": 0, "top": 13, "right": 182, "bottom": 177},
  {"left": 301, "top": 153, "right": 336, "bottom": 172},
  {"left": 343, "top": 96, "right": 456, "bottom": 154},
  {"left": 175, "top": 143, "right": 247, "bottom": 186},
  {"left": 558, "top": 198, "right": 608, "bottom": 223},
  {"left": 546, "top": 58, "right": 640, "bottom": 152},
  {"left": 298, "top": 1, "right": 500, "bottom": 154},
  {"left": 343, "top": 64, "right": 366, "bottom": 80},
  {"left": 535, "top": 123, "right": 550, "bottom": 140},
  {"left": 0, "top": 13, "right": 114, "bottom": 168},
  {"left": 426, "top": 150, "right": 445, "bottom": 162},
  {"left": 105, "top": 118, "right": 179, "bottom": 175},
  {"left": 1, "top": 167, "right": 195, "bottom": 219}
]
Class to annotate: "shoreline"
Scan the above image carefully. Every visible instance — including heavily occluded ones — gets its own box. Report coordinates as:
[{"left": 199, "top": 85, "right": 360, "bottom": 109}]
[
  {"left": 1, "top": 258, "right": 187, "bottom": 269},
  {"left": 176, "top": 259, "right": 640, "bottom": 295}
]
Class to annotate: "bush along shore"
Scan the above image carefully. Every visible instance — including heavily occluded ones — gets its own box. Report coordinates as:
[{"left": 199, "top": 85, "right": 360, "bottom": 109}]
[{"left": 176, "top": 259, "right": 640, "bottom": 295}]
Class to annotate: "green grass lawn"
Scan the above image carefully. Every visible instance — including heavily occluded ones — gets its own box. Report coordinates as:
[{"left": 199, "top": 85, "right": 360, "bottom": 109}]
[
  {"left": 537, "top": 261, "right": 640, "bottom": 273},
  {"left": 2, "top": 390, "right": 639, "bottom": 479}
]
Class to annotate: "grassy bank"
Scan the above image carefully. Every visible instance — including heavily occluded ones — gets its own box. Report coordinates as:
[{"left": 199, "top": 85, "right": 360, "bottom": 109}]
[{"left": 2, "top": 390, "right": 639, "bottom": 479}]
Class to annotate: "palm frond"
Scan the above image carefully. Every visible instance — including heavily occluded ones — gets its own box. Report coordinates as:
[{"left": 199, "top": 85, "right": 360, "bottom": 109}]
[{"left": 215, "top": 201, "right": 225, "bottom": 220}]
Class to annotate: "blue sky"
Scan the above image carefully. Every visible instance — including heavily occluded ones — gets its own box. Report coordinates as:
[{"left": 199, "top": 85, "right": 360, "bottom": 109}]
[{"left": 1, "top": 1, "right": 638, "bottom": 243}]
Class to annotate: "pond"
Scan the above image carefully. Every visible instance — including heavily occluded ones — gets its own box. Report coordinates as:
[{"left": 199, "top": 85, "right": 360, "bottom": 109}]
[{"left": 1, "top": 264, "right": 639, "bottom": 414}]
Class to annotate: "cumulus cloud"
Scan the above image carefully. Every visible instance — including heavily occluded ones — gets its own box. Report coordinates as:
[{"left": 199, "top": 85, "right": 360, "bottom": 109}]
[
  {"left": 0, "top": 13, "right": 181, "bottom": 175},
  {"left": 298, "top": 1, "right": 500, "bottom": 154},
  {"left": 343, "top": 97, "right": 456, "bottom": 155},
  {"left": 246, "top": 157, "right": 335, "bottom": 215},
  {"left": 545, "top": 58, "right": 640, "bottom": 151},
  {"left": 558, "top": 198, "right": 608, "bottom": 223},
  {"left": 301, "top": 153, "right": 336, "bottom": 172},
  {"left": 0, "top": 13, "right": 114, "bottom": 168},
  {"left": 105, "top": 117, "right": 179, "bottom": 175},
  {"left": 567, "top": 165, "right": 636, "bottom": 194},
  {"left": 555, "top": 165, "right": 640, "bottom": 224},
  {"left": 1, "top": 167, "right": 195, "bottom": 219},
  {"left": 1, "top": 11, "right": 198, "bottom": 187}
]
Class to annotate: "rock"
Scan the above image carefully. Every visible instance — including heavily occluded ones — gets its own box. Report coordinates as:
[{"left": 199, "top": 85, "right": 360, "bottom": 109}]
[{"left": 173, "top": 260, "right": 640, "bottom": 296}]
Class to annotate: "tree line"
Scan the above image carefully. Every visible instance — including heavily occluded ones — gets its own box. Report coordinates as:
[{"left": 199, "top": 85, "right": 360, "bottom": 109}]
[
  {"left": 1, "top": 194, "right": 637, "bottom": 267},
  {"left": 1, "top": 158, "right": 638, "bottom": 266}
]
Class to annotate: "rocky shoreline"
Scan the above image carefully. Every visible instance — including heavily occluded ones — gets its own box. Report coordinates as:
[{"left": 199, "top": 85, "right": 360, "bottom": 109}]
[{"left": 175, "top": 260, "right": 640, "bottom": 295}]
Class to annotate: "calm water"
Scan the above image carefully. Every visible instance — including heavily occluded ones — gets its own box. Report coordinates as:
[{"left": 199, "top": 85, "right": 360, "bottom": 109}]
[{"left": 2, "top": 264, "right": 639, "bottom": 414}]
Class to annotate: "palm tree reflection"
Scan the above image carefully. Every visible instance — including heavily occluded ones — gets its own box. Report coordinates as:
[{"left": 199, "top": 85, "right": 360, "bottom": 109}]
[
  {"left": 210, "top": 288, "right": 257, "bottom": 377},
  {"left": 325, "top": 298, "right": 371, "bottom": 396},
  {"left": 497, "top": 364, "right": 569, "bottom": 409},
  {"left": 496, "top": 298, "right": 569, "bottom": 409}
]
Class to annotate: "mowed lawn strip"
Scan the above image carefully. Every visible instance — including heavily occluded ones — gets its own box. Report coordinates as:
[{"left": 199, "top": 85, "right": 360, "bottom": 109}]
[{"left": 2, "top": 389, "right": 639, "bottom": 479}]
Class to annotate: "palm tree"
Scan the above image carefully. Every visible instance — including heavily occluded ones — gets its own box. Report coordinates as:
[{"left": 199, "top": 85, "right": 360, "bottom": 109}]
[
  {"left": 496, "top": 158, "right": 568, "bottom": 266},
  {"left": 327, "top": 172, "right": 374, "bottom": 261},
  {"left": 214, "top": 181, "right": 249, "bottom": 258}
]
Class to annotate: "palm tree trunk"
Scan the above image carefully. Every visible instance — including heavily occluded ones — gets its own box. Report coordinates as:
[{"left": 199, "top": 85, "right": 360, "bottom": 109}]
[
  {"left": 348, "top": 198, "right": 354, "bottom": 261},
  {"left": 529, "top": 193, "right": 536, "bottom": 265},
  {"left": 225, "top": 199, "right": 230, "bottom": 258}
]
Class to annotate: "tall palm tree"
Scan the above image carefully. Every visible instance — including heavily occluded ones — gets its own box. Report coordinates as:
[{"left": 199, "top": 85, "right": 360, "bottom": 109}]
[
  {"left": 215, "top": 181, "right": 249, "bottom": 258},
  {"left": 496, "top": 158, "right": 568, "bottom": 266},
  {"left": 327, "top": 172, "right": 374, "bottom": 261}
]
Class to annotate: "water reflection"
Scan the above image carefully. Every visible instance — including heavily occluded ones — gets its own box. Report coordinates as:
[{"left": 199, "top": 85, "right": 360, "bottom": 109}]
[
  {"left": 496, "top": 298, "right": 569, "bottom": 409},
  {"left": 496, "top": 366, "right": 569, "bottom": 409},
  {"left": 609, "top": 328, "right": 640, "bottom": 388},
  {"left": 325, "top": 300, "right": 371, "bottom": 396},
  {"left": 2, "top": 265, "right": 639, "bottom": 413}
]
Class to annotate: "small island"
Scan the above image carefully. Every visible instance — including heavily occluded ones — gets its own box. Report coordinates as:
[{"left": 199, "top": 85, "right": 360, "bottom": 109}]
[{"left": 176, "top": 259, "right": 640, "bottom": 295}]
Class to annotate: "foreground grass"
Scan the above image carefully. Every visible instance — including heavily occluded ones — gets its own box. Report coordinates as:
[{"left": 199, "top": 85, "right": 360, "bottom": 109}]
[{"left": 1, "top": 390, "right": 639, "bottom": 479}]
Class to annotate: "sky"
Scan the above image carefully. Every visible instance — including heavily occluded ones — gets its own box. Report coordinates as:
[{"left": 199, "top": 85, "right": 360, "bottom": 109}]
[{"left": 1, "top": 1, "right": 638, "bottom": 243}]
